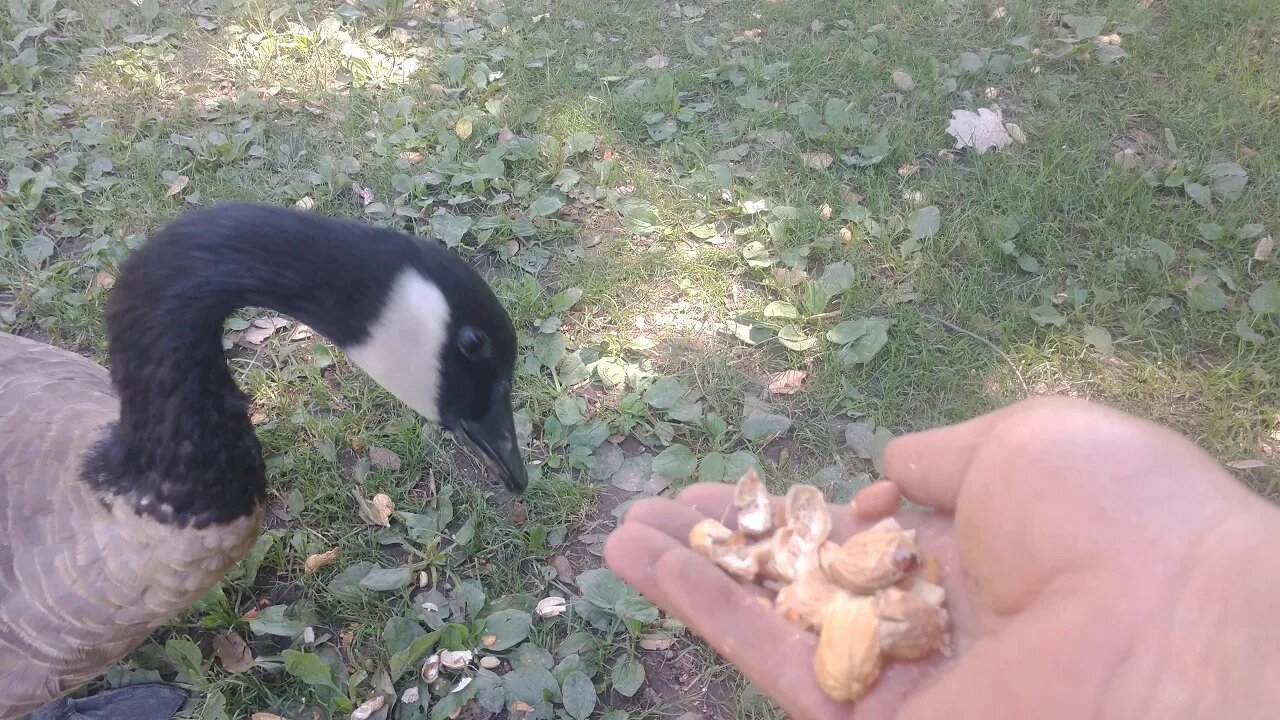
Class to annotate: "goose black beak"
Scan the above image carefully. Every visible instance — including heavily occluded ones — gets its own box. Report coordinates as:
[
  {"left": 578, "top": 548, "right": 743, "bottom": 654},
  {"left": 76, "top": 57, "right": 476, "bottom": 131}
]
[{"left": 458, "top": 390, "right": 528, "bottom": 493}]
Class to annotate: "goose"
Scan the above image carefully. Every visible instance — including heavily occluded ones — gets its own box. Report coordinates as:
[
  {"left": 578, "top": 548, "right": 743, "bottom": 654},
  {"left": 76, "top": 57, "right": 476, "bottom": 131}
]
[{"left": 0, "top": 202, "right": 528, "bottom": 720}]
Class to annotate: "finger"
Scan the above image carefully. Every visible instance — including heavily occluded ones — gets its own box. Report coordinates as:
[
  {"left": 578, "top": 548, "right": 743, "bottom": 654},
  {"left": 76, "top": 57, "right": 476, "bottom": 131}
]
[
  {"left": 881, "top": 402, "right": 1028, "bottom": 510},
  {"left": 850, "top": 481, "right": 901, "bottom": 520},
  {"left": 653, "top": 546, "right": 851, "bottom": 720},
  {"left": 603, "top": 523, "right": 685, "bottom": 611},
  {"left": 619, "top": 494, "right": 719, "bottom": 541}
]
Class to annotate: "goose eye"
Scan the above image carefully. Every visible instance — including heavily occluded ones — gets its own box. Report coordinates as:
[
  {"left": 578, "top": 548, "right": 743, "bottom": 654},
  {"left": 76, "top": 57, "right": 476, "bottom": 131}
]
[{"left": 458, "top": 326, "right": 491, "bottom": 359}]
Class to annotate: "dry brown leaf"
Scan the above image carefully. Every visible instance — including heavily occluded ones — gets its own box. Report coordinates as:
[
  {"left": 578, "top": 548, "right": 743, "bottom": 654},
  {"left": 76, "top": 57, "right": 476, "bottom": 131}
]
[
  {"left": 212, "top": 630, "right": 254, "bottom": 673},
  {"left": 1254, "top": 235, "right": 1275, "bottom": 263},
  {"left": 454, "top": 116, "right": 473, "bottom": 140},
  {"left": 549, "top": 554, "right": 574, "bottom": 581},
  {"left": 1227, "top": 459, "right": 1268, "bottom": 470},
  {"left": 511, "top": 701, "right": 535, "bottom": 717},
  {"left": 644, "top": 53, "right": 670, "bottom": 69},
  {"left": 399, "top": 151, "right": 424, "bottom": 164},
  {"left": 768, "top": 369, "right": 808, "bottom": 395},
  {"left": 891, "top": 70, "right": 914, "bottom": 91},
  {"left": 639, "top": 634, "right": 675, "bottom": 651},
  {"left": 241, "top": 317, "right": 290, "bottom": 346},
  {"left": 251, "top": 714, "right": 288, "bottom": 720},
  {"left": 774, "top": 267, "right": 809, "bottom": 287},
  {"left": 304, "top": 548, "right": 339, "bottom": 574},
  {"left": 497, "top": 126, "right": 516, "bottom": 144},
  {"left": 86, "top": 270, "right": 115, "bottom": 299},
  {"left": 166, "top": 175, "right": 189, "bottom": 197},
  {"left": 369, "top": 446, "right": 402, "bottom": 471},
  {"left": 354, "top": 490, "right": 393, "bottom": 527},
  {"left": 802, "top": 152, "right": 834, "bottom": 169}
]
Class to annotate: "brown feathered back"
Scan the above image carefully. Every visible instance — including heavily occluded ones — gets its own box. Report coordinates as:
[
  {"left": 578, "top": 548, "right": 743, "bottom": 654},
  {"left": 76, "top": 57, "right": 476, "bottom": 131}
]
[{"left": 0, "top": 332, "right": 262, "bottom": 719}]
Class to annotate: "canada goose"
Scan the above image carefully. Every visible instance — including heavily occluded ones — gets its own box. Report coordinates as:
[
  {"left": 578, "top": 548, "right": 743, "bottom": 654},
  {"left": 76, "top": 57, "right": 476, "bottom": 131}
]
[{"left": 0, "top": 203, "right": 527, "bottom": 720}]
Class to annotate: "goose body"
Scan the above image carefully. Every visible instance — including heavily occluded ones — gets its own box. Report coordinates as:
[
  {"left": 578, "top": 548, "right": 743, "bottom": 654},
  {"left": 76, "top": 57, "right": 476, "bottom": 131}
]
[{"left": 0, "top": 203, "right": 525, "bottom": 719}]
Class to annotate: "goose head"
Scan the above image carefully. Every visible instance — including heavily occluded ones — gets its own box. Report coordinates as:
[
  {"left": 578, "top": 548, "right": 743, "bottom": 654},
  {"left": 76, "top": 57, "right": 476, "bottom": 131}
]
[{"left": 339, "top": 244, "right": 528, "bottom": 493}]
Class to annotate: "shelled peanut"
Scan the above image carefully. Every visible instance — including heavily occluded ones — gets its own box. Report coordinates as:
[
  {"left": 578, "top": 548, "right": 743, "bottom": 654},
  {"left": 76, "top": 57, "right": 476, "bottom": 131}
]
[{"left": 688, "top": 469, "right": 949, "bottom": 704}]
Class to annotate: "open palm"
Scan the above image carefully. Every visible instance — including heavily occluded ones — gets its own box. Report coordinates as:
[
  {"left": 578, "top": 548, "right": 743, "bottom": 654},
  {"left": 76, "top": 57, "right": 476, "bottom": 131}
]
[{"left": 605, "top": 397, "right": 1273, "bottom": 719}]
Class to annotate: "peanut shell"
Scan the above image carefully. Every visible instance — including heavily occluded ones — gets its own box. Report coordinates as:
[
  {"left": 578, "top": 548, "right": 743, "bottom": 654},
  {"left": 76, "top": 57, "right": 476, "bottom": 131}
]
[
  {"left": 874, "top": 586, "right": 947, "bottom": 660},
  {"left": 813, "top": 596, "right": 882, "bottom": 703},
  {"left": 774, "top": 572, "right": 851, "bottom": 631},
  {"left": 733, "top": 468, "right": 773, "bottom": 537},
  {"left": 822, "top": 519, "right": 921, "bottom": 592},
  {"left": 689, "top": 518, "right": 740, "bottom": 556},
  {"left": 784, "top": 484, "right": 831, "bottom": 545}
]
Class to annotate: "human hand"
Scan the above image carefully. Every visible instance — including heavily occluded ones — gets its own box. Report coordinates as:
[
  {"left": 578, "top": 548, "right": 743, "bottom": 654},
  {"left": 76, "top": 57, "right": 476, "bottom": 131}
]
[{"left": 604, "top": 396, "right": 1280, "bottom": 719}]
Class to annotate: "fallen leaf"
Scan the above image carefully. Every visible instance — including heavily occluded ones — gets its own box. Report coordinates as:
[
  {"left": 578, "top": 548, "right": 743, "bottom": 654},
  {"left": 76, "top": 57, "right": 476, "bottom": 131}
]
[
  {"left": 767, "top": 369, "right": 808, "bottom": 395},
  {"left": 945, "top": 107, "right": 1013, "bottom": 154},
  {"left": 252, "top": 714, "right": 288, "bottom": 720},
  {"left": 212, "top": 631, "right": 254, "bottom": 673},
  {"left": 355, "top": 490, "right": 393, "bottom": 527},
  {"left": 549, "top": 554, "right": 574, "bottom": 581},
  {"left": 891, "top": 70, "right": 914, "bottom": 91},
  {"left": 1005, "top": 123, "right": 1028, "bottom": 145},
  {"left": 511, "top": 701, "right": 535, "bottom": 716},
  {"left": 455, "top": 115, "right": 473, "bottom": 140},
  {"left": 166, "top": 175, "right": 189, "bottom": 196},
  {"left": 639, "top": 634, "right": 674, "bottom": 651},
  {"left": 644, "top": 53, "right": 669, "bottom": 69},
  {"left": 907, "top": 206, "right": 942, "bottom": 239},
  {"left": 1113, "top": 148, "right": 1138, "bottom": 169},
  {"left": 369, "top": 446, "right": 401, "bottom": 471},
  {"left": 1206, "top": 161, "right": 1248, "bottom": 201},
  {"left": 1227, "top": 459, "right": 1268, "bottom": 470},
  {"left": 304, "top": 548, "right": 339, "bottom": 574},
  {"left": 240, "top": 317, "right": 290, "bottom": 346},
  {"left": 86, "top": 270, "right": 115, "bottom": 299},
  {"left": 1254, "top": 236, "right": 1274, "bottom": 262},
  {"left": 497, "top": 126, "right": 516, "bottom": 144},
  {"left": 351, "top": 696, "right": 385, "bottom": 720},
  {"left": 802, "top": 152, "right": 833, "bottom": 169}
]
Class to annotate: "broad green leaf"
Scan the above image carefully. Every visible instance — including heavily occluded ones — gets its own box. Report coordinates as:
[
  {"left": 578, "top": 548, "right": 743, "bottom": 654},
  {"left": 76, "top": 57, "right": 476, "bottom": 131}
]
[
  {"left": 389, "top": 630, "right": 440, "bottom": 680},
  {"left": 1143, "top": 236, "right": 1175, "bottom": 268},
  {"left": 382, "top": 617, "right": 426, "bottom": 655},
  {"left": 482, "top": 609, "right": 533, "bottom": 651},
  {"left": 610, "top": 455, "right": 653, "bottom": 491},
  {"left": 907, "top": 206, "right": 941, "bottom": 239},
  {"left": 1083, "top": 325, "right": 1113, "bottom": 354},
  {"left": 1064, "top": 14, "right": 1107, "bottom": 39},
  {"left": 614, "top": 595, "right": 658, "bottom": 624},
  {"left": 249, "top": 605, "right": 306, "bottom": 638},
  {"left": 431, "top": 213, "right": 472, "bottom": 248},
  {"left": 696, "top": 452, "right": 727, "bottom": 484},
  {"left": 610, "top": 656, "right": 645, "bottom": 697},
  {"left": 741, "top": 413, "right": 792, "bottom": 442},
  {"left": 165, "top": 638, "right": 202, "bottom": 677},
  {"left": 802, "top": 281, "right": 830, "bottom": 316},
  {"left": 22, "top": 236, "right": 54, "bottom": 265},
  {"left": 823, "top": 98, "right": 850, "bottom": 131},
  {"left": 529, "top": 194, "right": 563, "bottom": 216},
  {"left": 622, "top": 203, "right": 663, "bottom": 235},
  {"left": 835, "top": 327, "right": 890, "bottom": 365},
  {"left": 561, "top": 670, "right": 597, "bottom": 720},
  {"left": 554, "top": 395, "right": 587, "bottom": 426},
  {"left": 1249, "top": 281, "right": 1280, "bottom": 314},
  {"left": 1183, "top": 181, "right": 1211, "bottom": 208},
  {"left": 359, "top": 566, "right": 411, "bottom": 591},
  {"left": 1017, "top": 253, "right": 1039, "bottom": 273},
  {"left": 722, "top": 450, "right": 759, "bottom": 481},
  {"left": 777, "top": 324, "right": 817, "bottom": 351},
  {"left": 568, "top": 419, "right": 610, "bottom": 450},
  {"left": 565, "top": 132, "right": 598, "bottom": 154},
  {"left": 1235, "top": 318, "right": 1265, "bottom": 343},
  {"left": 1198, "top": 223, "right": 1226, "bottom": 242},
  {"left": 550, "top": 287, "right": 584, "bottom": 312},
  {"left": 764, "top": 301, "right": 799, "bottom": 319},
  {"left": 1029, "top": 303, "right": 1067, "bottom": 326},
  {"left": 652, "top": 444, "right": 697, "bottom": 480},
  {"left": 818, "top": 261, "right": 855, "bottom": 295},
  {"left": 283, "top": 650, "right": 339, "bottom": 691},
  {"left": 1186, "top": 281, "right": 1228, "bottom": 312},
  {"left": 501, "top": 667, "right": 559, "bottom": 715},
  {"left": 577, "top": 568, "right": 629, "bottom": 610},
  {"left": 644, "top": 376, "right": 688, "bottom": 409}
]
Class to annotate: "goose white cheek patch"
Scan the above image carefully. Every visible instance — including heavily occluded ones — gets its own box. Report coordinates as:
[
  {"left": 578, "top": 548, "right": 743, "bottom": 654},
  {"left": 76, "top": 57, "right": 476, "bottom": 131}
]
[{"left": 344, "top": 269, "right": 450, "bottom": 422}]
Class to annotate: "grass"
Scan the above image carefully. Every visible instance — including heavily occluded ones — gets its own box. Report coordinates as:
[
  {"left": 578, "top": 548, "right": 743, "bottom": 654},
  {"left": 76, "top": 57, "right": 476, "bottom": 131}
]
[{"left": 1, "top": 0, "right": 1277, "bottom": 718}]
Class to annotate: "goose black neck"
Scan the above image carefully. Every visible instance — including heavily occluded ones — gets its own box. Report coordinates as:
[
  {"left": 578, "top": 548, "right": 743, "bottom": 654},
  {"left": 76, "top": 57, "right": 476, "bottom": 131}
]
[{"left": 85, "top": 204, "right": 418, "bottom": 528}]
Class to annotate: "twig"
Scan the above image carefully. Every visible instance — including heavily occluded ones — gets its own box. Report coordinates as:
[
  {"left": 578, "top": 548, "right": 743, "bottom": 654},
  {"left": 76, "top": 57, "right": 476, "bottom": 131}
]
[{"left": 920, "top": 312, "right": 1030, "bottom": 396}]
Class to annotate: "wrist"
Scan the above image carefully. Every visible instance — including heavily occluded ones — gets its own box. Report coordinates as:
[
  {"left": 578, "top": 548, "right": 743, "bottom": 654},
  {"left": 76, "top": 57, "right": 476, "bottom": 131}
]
[{"left": 1105, "top": 502, "right": 1280, "bottom": 719}]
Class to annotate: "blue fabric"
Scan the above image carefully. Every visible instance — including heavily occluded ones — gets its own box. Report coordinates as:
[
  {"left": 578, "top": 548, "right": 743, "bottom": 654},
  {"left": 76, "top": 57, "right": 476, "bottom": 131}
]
[{"left": 27, "top": 684, "right": 186, "bottom": 720}]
